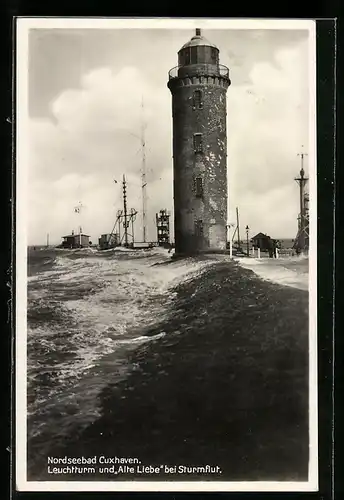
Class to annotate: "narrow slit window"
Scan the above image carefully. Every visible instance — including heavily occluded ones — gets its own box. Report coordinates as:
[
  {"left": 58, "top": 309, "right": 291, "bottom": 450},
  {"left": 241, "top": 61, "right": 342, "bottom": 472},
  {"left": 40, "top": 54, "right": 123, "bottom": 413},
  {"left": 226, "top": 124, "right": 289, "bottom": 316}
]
[
  {"left": 193, "top": 90, "right": 203, "bottom": 109},
  {"left": 195, "top": 220, "right": 204, "bottom": 237},
  {"left": 195, "top": 176, "right": 203, "bottom": 198},
  {"left": 193, "top": 133, "right": 203, "bottom": 153}
]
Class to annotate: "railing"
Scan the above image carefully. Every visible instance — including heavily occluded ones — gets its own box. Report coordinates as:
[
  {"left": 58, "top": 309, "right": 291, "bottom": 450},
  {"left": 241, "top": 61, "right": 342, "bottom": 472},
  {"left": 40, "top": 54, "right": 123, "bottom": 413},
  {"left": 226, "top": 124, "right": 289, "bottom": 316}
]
[{"left": 168, "top": 64, "right": 229, "bottom": 80}]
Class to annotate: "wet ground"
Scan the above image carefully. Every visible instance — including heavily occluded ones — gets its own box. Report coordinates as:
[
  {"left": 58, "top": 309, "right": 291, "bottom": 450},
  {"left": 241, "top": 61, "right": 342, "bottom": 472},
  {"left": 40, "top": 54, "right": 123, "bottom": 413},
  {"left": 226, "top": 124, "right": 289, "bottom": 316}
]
[{"left": 26, "top": 249, "right": 309, "bottom": 483}]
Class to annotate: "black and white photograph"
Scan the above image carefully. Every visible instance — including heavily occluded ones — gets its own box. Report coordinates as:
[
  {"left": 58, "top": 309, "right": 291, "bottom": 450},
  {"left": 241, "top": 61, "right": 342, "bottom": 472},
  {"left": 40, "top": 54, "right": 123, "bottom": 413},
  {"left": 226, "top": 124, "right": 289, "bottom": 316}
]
[{"left": 16, "top": 18, "right": 317, "bottom": 492}]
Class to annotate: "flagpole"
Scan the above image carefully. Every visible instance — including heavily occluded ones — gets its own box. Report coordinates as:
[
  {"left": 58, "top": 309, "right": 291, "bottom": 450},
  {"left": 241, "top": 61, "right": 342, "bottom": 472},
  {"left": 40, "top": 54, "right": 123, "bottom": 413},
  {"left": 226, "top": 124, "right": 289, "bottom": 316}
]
[{"left": 74, "top": 201, "right": 83, "bottom": 248}]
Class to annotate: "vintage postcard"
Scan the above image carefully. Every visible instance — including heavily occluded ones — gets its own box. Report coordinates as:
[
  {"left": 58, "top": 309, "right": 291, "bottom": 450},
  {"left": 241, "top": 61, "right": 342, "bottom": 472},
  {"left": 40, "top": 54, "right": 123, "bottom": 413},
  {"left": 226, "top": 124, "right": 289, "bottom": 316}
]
[{"left": 16, "top": 17, "right": 317, "bottom": 492}]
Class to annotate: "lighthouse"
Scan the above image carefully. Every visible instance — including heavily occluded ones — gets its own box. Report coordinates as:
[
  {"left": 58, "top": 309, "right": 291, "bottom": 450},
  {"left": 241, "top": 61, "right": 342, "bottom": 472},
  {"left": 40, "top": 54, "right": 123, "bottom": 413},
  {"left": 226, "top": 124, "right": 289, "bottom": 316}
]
[{"left": 167, "top": 28, "right": 231, "bottom": 255}]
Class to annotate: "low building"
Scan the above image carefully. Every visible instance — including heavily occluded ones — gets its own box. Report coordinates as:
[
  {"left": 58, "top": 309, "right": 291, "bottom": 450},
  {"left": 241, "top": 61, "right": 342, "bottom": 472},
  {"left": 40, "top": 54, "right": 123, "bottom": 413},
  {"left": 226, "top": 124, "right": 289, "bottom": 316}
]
[
  {"left": 251, "top": 232, "right": 272, "bottom": 251},
  {"left": 98, "top": 233, "right": 119, "bottom": 250},
  {"left": 61, "top": 233, "right": 90, "bottom": 249}
]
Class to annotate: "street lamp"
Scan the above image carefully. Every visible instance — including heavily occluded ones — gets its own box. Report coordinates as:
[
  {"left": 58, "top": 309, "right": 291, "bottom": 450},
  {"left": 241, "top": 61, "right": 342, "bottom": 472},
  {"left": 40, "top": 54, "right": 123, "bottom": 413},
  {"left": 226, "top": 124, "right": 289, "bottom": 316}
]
[{"left": 245, "top": 225, "right": 250, "bottom": 257}]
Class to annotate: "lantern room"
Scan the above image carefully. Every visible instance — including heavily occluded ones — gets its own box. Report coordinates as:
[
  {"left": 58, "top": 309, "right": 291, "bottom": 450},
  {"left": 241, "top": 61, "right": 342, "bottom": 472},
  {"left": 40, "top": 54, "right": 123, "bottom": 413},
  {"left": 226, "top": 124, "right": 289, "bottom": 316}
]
[{"left": 178, "top": 28, "right": 220, "bottom": 67}]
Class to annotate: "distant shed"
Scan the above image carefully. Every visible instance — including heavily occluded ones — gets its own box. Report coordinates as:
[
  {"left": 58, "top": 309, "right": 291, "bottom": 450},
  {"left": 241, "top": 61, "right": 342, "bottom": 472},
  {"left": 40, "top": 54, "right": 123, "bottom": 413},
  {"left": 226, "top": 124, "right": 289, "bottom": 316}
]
[
  {"left": 98, "top": 233, "right": 119, "bottom": 250},
  {"left": 61, "top": 233, "right": 90, "bottom": 249},
  {"left": 251, "top": 232, "right": 272, "bottom": 251}
]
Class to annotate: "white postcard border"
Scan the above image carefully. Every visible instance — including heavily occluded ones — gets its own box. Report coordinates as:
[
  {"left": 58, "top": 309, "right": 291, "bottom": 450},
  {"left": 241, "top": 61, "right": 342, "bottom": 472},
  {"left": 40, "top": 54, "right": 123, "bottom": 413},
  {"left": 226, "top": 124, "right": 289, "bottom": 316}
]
[{"left": 15, "top": 17, "right": 318, "bottom": 492}]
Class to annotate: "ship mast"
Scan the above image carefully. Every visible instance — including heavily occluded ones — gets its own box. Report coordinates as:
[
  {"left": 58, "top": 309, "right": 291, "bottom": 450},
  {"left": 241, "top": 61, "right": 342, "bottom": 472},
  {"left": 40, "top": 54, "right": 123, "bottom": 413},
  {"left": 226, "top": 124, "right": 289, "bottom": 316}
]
[
  {"left": 294, "top": 146, "right": 309, "bottom": 253},
  {"left": 122, "top": 174, "right": 129, "bottom": 247},
  {"left": 141, "top": 97, "right": 148, "bottom": 243}
]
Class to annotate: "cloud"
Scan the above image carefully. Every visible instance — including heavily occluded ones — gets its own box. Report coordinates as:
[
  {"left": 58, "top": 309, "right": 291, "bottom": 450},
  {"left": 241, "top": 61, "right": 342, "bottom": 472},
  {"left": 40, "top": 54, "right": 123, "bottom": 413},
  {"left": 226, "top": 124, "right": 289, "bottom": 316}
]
[
  {"left": 28, "top": 65, "right": 173, "bottom": 244},
  {"left": 28, "top": 37, "right": 310, "bottom": 245},
  {"left": 227, "top": 39, "right": 309, "bottom": 236}
]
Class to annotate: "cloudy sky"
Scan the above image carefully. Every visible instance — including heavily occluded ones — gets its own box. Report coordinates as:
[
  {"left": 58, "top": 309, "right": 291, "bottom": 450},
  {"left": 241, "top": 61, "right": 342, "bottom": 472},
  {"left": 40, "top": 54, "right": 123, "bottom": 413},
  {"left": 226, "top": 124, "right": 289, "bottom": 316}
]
[{"left": 24, "top": 21, "right": 313, "bottom": 245}]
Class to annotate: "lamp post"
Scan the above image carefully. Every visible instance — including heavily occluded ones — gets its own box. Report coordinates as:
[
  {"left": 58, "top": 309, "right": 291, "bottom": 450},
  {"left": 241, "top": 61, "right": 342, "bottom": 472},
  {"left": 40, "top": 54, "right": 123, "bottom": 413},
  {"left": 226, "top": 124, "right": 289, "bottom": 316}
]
[{"left": 245, "top": 225, "right": 250, "bottom": 257}]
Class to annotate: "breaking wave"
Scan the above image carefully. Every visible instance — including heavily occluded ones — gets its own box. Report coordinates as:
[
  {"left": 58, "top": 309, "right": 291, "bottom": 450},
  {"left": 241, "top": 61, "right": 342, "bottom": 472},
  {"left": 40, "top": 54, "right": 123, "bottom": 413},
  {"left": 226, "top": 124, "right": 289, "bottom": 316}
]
[{"left": 27, "top": 247, "right": 217, "bottom": 452}]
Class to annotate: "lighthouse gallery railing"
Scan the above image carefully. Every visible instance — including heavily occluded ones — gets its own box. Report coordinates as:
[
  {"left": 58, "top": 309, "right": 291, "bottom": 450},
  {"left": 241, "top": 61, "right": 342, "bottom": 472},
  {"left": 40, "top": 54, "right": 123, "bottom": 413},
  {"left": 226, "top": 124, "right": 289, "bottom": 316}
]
[{"left": 168, "top": 64, "right": 229, "bottom": 80}]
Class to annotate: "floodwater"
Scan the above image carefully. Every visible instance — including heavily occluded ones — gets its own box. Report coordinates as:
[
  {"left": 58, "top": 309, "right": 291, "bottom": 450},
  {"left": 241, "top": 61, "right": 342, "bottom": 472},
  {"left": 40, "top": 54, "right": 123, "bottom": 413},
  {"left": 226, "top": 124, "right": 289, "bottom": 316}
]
[
  {"left": 236, "top": 255, "right": 309, "bottom": 291},
  {"left": 25, "top": 247, "right": 309, "bottom": 482},
  {"left": 27, "top": 247, "right": 217, "bottom": 465}
]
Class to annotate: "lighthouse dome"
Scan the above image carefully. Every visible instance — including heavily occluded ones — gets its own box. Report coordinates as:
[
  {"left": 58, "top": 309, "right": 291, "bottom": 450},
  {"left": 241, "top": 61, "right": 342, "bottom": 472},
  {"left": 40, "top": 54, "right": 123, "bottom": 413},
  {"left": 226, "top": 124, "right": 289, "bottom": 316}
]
[
  {"left": 178, "top": 29, "right": 219, "bottom": 67},
  {"left": 179, "top": 28, "right": 218, "bottom": 50}
]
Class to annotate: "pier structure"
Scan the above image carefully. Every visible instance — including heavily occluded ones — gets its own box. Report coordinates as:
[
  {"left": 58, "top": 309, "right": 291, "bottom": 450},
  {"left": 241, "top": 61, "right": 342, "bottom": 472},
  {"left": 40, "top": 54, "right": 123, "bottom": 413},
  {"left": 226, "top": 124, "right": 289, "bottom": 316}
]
[
  {"left": 156, "top": 209, "right": 171, "bottom": 247},
  {"left": 99, "top": 175, "right": 138, "bottom": 249}
]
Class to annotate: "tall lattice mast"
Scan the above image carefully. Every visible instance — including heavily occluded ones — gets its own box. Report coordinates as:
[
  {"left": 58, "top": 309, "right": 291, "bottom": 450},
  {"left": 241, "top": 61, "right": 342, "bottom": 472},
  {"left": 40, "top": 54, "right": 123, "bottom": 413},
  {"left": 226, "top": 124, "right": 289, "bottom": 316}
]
[{"left": 293, "top": 146, "right": 309, "bottom": 253}]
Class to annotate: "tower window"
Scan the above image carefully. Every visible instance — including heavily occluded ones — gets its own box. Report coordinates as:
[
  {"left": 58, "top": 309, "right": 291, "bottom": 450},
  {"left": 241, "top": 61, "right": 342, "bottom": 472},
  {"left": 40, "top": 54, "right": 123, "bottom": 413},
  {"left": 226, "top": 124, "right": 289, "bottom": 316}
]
[
  {"left": 210, "top": 47, "right": 218, "bottom": 64},
  {"left": 193, "top": 133, "right": 203, "bottom": 153},
  {"left": 184, "top": 48, "right": 190, "bottom": 65},
  {"left": 190, "top": 46, "right": 198, "bottom": 64},
  {"left": 193, "top": 90, "right": 203, "bottom": 109},
  {"left": 195, "top": 152, "right": 203, "bottom": 163},
  {"left": 197, "top": 45, "right": 205, "bottom": 63},
  {"left": 195, "top": 220, "right": 204, "bottom": 237},
  {"left": 195, "top": 176, "right": 203, "bottom": 198}
]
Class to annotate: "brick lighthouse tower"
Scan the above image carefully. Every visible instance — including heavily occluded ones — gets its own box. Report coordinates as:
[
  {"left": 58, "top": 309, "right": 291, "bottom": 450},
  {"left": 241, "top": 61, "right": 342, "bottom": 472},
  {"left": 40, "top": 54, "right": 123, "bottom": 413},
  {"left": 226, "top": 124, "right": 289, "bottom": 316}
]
[{"left": 168, "top": 28, "right": 231, "bottom": 255}]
